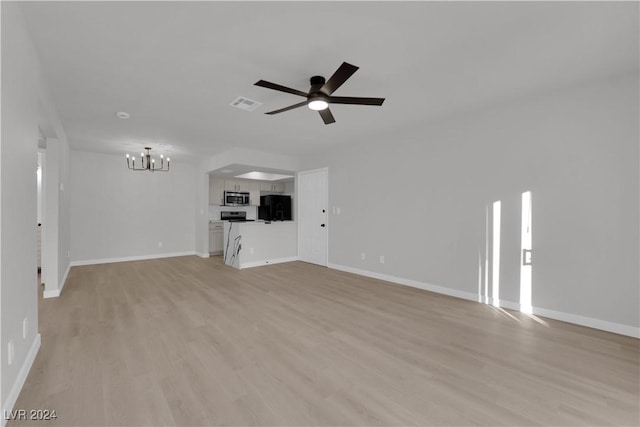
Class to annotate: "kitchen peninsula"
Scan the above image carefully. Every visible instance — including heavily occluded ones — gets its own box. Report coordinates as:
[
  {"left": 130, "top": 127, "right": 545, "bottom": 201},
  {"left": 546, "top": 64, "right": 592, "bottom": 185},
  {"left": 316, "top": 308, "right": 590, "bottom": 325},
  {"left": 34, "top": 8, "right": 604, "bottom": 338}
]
[{"left": 223, "top": 221, "right": 297, "bottom": 269}]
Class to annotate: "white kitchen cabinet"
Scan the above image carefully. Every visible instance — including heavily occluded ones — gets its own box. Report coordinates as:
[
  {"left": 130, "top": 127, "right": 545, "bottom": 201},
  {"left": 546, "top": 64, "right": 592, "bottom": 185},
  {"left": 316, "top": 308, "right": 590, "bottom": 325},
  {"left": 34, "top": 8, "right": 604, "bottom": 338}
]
[
  {"left": 260, "top": 182, "right": 272, "bottom": 192},
  {"left": 209, "top": 175, "right": 225, "bottom": 205},
  {"left": 224, "top": 179, "right": 250, "bottom": 192},
  {"left": 249, "top": 181, "right": 261, "bottom": 206},
  {"left": 209, "top": 221, "right": 224, "bottom": 255},
  {"left": 260, "top": 182, "right": 285, "bottom": 193}
]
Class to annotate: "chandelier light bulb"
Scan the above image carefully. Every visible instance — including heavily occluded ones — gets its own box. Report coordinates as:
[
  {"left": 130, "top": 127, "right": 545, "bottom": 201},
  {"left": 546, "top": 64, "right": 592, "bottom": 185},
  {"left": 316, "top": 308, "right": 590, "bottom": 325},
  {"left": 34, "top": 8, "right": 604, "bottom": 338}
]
[{"left": 126, "top": 153, "right": 129, "bottom": 158}]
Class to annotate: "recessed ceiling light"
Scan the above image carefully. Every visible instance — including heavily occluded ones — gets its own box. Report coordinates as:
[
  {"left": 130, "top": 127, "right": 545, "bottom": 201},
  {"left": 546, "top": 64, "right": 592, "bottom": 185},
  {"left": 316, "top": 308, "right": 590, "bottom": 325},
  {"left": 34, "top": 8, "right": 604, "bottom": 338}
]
[
  {"left": 220, "top": 169, "right": 234, "bottom": 173},
  {"left": 116, "top": 111, "right": 130, "bottom": 119}
]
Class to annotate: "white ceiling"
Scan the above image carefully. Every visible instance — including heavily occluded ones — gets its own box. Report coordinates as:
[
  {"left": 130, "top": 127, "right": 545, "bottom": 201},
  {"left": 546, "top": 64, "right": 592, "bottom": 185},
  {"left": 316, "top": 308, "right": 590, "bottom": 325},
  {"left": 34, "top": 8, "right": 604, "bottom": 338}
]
[{"left": 19, "top": 1, "right": 639, "bottom": 161}]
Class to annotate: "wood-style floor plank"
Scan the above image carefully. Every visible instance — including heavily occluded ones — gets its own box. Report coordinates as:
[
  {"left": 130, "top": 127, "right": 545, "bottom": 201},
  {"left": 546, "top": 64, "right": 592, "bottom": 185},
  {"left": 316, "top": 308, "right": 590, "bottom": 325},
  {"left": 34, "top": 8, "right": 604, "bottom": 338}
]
[{"left": 9, "top": 256, "right": 639, "bottom": 426}]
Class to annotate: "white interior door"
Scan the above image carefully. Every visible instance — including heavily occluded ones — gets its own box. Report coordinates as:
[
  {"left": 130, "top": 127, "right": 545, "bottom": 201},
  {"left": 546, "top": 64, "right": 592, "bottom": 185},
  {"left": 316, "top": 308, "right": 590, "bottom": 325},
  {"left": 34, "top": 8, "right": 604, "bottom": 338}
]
[{"left": 297, "top": 168, "right": 328, "bottom": 266}]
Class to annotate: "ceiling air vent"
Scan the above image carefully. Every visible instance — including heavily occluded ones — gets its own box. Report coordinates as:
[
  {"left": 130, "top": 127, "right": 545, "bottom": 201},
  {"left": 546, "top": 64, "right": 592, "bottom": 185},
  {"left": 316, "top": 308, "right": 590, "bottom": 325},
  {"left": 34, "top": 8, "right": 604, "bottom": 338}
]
[{"left": 229, "top": 97, "right": 262, "bottom": 112}]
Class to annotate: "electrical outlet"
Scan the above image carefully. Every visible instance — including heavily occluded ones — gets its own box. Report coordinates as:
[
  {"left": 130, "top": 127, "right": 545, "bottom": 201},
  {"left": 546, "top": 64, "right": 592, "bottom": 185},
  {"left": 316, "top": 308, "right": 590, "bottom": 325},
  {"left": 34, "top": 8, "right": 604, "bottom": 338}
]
[
  {"left": 379, "top": 255, "right": 385, "bottom": 264},
  {"left": 23, "top": 317, "right": 28, "bottom": 340},
  {"left": 332, "top": 207, "right": 336, "bottom": 214},
  {"left": 157, "top": 241, "right": 163, "bottom": 248},
  {"left": 361, "top": 252, "right": 366, "bottom": 261},
  {"left": 250, "top": 248, "right": 255, "bottom": 254}
]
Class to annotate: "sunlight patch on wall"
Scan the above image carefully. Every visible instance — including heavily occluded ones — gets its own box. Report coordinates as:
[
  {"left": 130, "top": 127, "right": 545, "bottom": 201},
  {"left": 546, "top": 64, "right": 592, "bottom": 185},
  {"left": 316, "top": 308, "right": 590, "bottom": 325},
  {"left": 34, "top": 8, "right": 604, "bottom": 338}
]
[
  {"left": 477, "top": 205, "right": 491, "bottom": 304},
  {"left": 492, "top": 200, "right": 501, "bottom": 307},
  {"left": 478, "top": 252, "right": 483, "bottom": 303},
  {"left": 520, "top": 191, "right": 533, "bottom": 314},
  {"left": 477, "top": 192, "right": 536, "bottom": 320},
  {"left": 484, "top": 204, "right": 490, "bottom": 305}
]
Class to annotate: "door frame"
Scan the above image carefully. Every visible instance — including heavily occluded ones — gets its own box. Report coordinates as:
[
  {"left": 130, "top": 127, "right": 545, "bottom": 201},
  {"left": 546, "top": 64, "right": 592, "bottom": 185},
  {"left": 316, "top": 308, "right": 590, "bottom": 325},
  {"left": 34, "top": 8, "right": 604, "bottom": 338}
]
[{"left": 296, "top": 167, "right": 329, "bottom": 266}]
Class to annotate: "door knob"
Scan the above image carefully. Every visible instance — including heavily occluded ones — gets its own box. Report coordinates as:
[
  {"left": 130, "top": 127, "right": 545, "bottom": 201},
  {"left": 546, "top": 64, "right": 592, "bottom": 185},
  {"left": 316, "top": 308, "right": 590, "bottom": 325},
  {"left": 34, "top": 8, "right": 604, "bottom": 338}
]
[{"left": 320, "top": 224, "right": 326, "bottom": 227}]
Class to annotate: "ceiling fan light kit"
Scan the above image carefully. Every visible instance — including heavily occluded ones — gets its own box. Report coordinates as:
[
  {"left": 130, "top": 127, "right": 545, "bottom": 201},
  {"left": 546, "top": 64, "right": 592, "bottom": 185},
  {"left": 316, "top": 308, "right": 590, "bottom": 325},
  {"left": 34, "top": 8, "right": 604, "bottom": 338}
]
[
  {"left": 308, "top": 95, "right": 329, "bottom": 111},
  {"left": 254, "top": 62, "right": 385, "bottom": 125}
]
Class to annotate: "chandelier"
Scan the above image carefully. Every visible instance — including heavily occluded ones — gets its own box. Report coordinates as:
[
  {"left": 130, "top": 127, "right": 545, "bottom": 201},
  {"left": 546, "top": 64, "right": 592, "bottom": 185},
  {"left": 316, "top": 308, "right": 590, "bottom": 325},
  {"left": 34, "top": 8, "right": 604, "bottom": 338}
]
[{"left": 126, "top": 147, "right": 170, "bottom": 172}]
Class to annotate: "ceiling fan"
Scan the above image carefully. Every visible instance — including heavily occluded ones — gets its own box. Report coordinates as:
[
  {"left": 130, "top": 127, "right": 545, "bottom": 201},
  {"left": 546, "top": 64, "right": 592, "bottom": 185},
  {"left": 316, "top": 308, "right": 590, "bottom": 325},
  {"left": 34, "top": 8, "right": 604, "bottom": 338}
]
[{"left": 254, "top": 62, "right": 385, "bottom": 125}]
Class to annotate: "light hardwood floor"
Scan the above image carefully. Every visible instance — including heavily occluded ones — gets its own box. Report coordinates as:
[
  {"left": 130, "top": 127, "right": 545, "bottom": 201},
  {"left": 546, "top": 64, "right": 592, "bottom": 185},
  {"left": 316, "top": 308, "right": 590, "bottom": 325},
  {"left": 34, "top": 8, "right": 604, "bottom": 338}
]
[{"left": 9, "top": 256, "right": 639, "bottom": 426}]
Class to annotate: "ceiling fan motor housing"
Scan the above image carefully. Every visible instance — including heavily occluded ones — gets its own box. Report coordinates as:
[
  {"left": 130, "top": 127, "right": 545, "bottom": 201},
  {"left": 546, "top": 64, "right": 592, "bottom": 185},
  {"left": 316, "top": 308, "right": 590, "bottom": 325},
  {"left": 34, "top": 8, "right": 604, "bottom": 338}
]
[
  {"left": 309, "top": 75, "right": 326, "bottom": 94},
  {"left": 310, "top": 75, "right": 326, "bottom": 86}
]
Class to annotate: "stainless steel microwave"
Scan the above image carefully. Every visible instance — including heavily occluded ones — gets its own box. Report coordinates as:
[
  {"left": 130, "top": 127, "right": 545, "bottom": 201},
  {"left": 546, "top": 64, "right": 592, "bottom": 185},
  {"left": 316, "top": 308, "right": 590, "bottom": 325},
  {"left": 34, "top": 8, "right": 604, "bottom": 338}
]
[{"left": 224, "top": 191, "right": 250, "bottom": 206}]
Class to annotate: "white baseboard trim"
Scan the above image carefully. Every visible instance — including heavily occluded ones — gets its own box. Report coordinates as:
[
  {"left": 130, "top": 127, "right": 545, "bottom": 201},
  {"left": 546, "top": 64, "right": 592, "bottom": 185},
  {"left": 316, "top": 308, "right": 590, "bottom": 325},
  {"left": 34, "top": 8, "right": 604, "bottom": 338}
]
[
  {"left": 531, "top": 306, "right": 640, "bottom": 338},
  {"left": 328, "top": 263, "right": 479, "bottom": 303},
  {"left": 43, "top": 263, "right": 71, "bottom": 299},
  {"left": 327, "top": 263, "right": 640, "bottom": 339},
  {"left": 478, "top": 298, "right": 639, "bottom": 338},
  {"left": 70, "top": 251, "right": 197, "bottom": 267},
  {"left": 59, "top": 263, "right": 70, "bottom": 293},
  {"left": 42, "top": 289, "right": 60, "bottom": 298},
  {"left": 240, "top": 256, "right": 298, "bottom": 269},
  {"left": 1, "top": 334, "right": 41, "bottom": 427}
]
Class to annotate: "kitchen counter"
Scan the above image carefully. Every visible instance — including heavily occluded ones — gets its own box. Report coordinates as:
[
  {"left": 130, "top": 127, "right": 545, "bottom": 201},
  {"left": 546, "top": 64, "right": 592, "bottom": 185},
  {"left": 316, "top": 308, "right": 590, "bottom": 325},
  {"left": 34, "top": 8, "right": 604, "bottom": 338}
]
[{"left": 223, "top": 221, "right": 297, "bottom": 269}]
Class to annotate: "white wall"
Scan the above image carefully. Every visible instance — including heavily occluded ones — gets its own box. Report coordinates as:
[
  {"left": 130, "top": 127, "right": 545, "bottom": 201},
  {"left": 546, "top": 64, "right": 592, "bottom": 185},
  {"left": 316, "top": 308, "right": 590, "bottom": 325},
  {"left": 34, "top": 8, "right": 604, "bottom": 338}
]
[
  {"left": 194, "top": 171, "right": 208, "bottom": 257},
  {"left": 300, "top": 73, "right": 639, "bottom": 336},
  {"left": 57, "top": 138, "right": 70, "bottom": 290},
  {"left": 42, "top": 137, "right": 71, "bottom": 298},
  {"left": 70, "top": 150, "right": 196, "bottom": 263},
  {"left": 1, "top": 2, "right": 41, "bottom": 420}
]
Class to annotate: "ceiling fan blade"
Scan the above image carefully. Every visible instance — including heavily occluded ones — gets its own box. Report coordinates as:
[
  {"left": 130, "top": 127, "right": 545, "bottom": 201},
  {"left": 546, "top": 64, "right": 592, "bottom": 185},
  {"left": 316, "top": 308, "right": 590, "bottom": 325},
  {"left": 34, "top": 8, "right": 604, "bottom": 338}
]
[
  {"left": 320, "top": 62, "right": 359, "bottom": 95},
  {"left": 265, "top": 100, "right": 308, "bottom": 115},
  {"left": 254, "top": 80, "right": 308, "bottom": 97},
  {"left": 319, "top": 108, "right": 336, "bottom": 125},
  {"left": 329, "top": 96, "right": 385, "bottom": 106}
]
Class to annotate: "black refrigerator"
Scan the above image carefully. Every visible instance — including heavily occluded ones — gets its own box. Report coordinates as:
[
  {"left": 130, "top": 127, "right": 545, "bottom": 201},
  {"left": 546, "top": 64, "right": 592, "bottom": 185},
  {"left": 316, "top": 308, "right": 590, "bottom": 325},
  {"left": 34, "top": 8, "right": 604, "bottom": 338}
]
[{"left": 258, "top": 195, "right": 292, "bottom": 221}]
